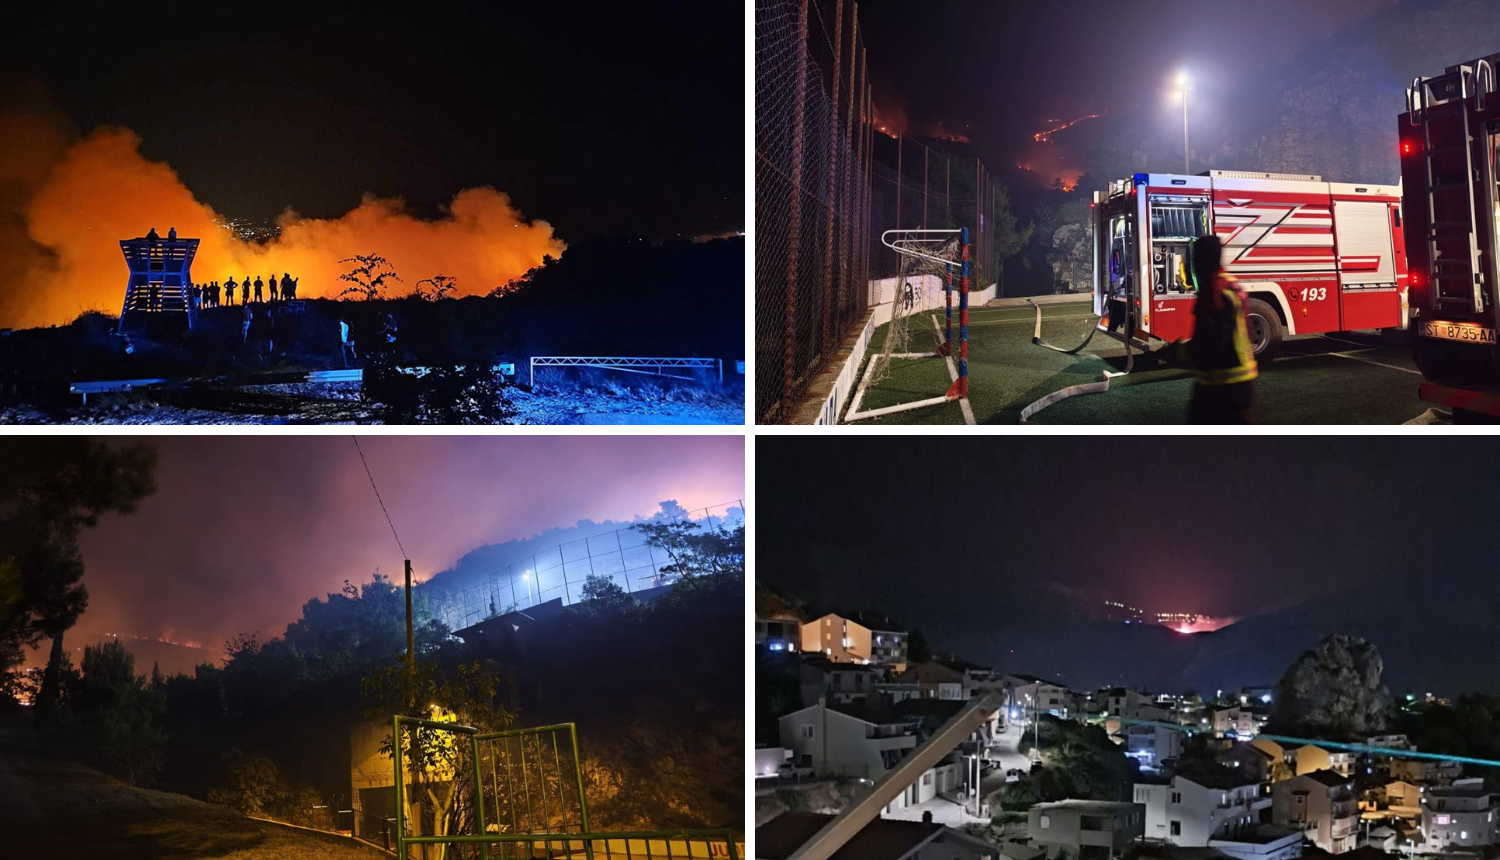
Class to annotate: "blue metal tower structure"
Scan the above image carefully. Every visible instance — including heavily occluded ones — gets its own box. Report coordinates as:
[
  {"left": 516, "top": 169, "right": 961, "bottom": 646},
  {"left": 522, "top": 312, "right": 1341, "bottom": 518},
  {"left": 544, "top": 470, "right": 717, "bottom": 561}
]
[{"left": 119, "top": 231, "right": 198, "bottom": 334}]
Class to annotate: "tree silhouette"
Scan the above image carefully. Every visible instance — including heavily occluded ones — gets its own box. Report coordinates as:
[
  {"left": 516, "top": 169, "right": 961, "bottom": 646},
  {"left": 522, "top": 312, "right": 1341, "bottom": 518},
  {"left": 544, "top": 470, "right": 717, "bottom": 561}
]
[
  {"left": 0, "top": 439, "right": 157, "bottom": 723},
  {"left": 338, "top": 254, "right": 403, "bottom": 301},
  {"left": 413, "top": 275, "right": 458, "bottom": 302}
]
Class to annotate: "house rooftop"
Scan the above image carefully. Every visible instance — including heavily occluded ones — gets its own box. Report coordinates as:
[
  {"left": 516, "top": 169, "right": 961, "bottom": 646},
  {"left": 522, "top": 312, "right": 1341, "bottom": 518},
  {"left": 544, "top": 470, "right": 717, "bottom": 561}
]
[
  {"left": 1174, "top": 772, "right": 1264, "bottom": 791},
  {"left": 1032, "top": 799, "right": 1140, "bottom": 816},
  {"left": 1428, "top": 784, "right": 1491, "bottom": 799},
  {"left": 1209, "top": 825, "right": 1300, "bottom": 846},
  {"left": 756, "top": 812, "right": 950, "bottom": 860},
  {"left": 823, "top": 700, "right": 913, "bottom": 726},
  {"left": 1300, "top": 769, "right": 1352, "bottom": 789}
]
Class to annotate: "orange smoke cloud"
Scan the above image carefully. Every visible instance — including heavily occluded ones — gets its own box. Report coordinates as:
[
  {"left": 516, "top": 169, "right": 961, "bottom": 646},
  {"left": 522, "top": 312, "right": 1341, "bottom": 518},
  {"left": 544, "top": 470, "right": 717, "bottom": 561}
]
[{"left": 1, "top": 114, "right": 564, "bottom": 330}]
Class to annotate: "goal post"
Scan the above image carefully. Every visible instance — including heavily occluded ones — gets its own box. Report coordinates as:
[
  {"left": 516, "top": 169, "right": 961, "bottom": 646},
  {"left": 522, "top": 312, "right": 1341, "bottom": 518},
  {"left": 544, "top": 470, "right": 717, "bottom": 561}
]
[{"left": 843, "top": 228, "right": 971, "bottom": 422}]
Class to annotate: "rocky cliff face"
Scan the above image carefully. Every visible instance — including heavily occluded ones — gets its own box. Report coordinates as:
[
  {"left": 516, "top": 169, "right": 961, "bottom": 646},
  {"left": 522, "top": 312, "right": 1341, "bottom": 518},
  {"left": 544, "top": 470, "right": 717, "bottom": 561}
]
[{"left": 1272, "top": 634, "right": 1392, "bottom": 735}]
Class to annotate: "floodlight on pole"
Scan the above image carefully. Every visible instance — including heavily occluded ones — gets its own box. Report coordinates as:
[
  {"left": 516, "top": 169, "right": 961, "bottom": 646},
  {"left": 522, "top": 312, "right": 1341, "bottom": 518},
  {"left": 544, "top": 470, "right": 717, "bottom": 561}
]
[
  {"left": 1173, "top": 70, "right": 1196, "bottom": 174},
  {"left": 522, "top": 570, "right": 536, "bottom": 606}
]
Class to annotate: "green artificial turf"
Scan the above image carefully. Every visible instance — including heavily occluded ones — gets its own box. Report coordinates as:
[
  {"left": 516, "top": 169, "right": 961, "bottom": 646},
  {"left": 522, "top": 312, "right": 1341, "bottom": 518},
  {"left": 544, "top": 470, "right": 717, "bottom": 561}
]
[{"left": 847, "top": 301, "right": 1430, "bottom": 425}]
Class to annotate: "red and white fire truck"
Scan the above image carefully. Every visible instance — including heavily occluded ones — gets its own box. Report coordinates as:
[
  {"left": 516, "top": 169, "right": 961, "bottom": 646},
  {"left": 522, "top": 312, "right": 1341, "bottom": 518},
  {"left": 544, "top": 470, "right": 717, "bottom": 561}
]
[
  {"left": 1398, "top": 53, "right": 1500, "bottom": 420},
  {"left": 1091, "top": 169, "right": 1408, "bottom": 359}
]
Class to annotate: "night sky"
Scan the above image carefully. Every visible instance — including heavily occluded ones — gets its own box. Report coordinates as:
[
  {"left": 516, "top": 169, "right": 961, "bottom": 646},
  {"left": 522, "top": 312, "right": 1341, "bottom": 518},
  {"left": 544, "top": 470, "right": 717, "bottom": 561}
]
[
  {"left": 759, "top": 437, "right": 1500, "bottom": 644},
  {"left": 1, "top": 0, "right": 742, "bottom": 240},
  {"left": 858, "top": 0, "right": 1400, "bottom": 189},
  {"left": 58, "top": 436, "right": 744, "bottom": 662}
]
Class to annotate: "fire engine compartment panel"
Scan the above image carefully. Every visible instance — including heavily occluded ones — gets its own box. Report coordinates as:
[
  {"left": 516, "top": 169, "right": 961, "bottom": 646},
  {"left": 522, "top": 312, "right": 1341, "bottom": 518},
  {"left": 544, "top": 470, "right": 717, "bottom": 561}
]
[{"left": 1093, "top": 172, "right": 1406, "bottom": 346}]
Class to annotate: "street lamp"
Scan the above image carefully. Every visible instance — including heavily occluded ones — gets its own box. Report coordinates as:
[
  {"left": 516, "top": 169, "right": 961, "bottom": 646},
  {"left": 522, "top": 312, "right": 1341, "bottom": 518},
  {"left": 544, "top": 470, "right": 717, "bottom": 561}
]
[{"left": 1173, "top": 71, "right": 1196, "bottom": 174}]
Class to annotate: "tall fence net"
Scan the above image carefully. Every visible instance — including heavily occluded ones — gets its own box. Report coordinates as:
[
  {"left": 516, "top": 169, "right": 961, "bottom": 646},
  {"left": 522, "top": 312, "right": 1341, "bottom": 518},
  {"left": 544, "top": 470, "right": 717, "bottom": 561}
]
[
  {"left": 868, "top": 138, "right": 1009, "bottom": 292},
  {"left": 426, "top": 501, "right": 746, "bottom": 632},
  {"left": 756, "top": 1, "right": 1019, "bottom": 423},
  {"left": 755, "top": 0, "right": 872, "bottom": 424}
]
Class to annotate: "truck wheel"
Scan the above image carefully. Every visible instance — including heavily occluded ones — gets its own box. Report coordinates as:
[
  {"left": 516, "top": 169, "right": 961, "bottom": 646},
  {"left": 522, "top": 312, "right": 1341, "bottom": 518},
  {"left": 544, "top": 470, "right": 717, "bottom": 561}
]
[{"left": 1246, "top": 298, "right": 1282, "bottom": 362}]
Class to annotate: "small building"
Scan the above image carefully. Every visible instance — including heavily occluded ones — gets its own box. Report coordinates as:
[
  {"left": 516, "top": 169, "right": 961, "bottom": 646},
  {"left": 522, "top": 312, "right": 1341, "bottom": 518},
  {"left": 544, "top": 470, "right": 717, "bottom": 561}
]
[
  {"left": 1133, "top": 774, "right": 1269, "bottom": 846},
  {"left": 1384, "top": 780, "right": 1424, "bottom": 818},
  {"left": 802, "top": 613, "right": 875, "bottom": 664},
  {"left": 757, "top": 617, "right": 801, "bottom": 652},
  {"left": 1029, "top": 799, "right": 1146, "bottom": 860},
  {"left": 1290, "top": 745, "right": 1352, "bottom": 779},
  {"left": 1270, "top": 770, "right": 1357, "bottom": 854},
  {"left": 799, "top": 657, "right": 883, "bottom": 706},
  {"left": 1124, "top": 723, "right": 1184, "bottom": 773},
  {"left": 1389, "top": 757, "right": 1463, "bottom": 785},
  {"left": 897, "top": 661, "right": 967, "bottom": 701},
  {"left": 778, "top": 700, "right": 917, "bottom": 778},
  {"left": 1420, "top": 777, "right": 1496, "bottom": 851}
]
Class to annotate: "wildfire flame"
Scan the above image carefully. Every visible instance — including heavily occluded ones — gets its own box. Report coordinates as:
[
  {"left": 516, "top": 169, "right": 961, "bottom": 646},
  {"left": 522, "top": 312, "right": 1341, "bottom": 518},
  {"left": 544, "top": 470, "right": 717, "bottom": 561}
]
[
  {"left": 0, "top": 106, "right": 565, "bottom": 329},
  {"left": 1032, "top": 113, "right": 1103, "bottom": 143}
]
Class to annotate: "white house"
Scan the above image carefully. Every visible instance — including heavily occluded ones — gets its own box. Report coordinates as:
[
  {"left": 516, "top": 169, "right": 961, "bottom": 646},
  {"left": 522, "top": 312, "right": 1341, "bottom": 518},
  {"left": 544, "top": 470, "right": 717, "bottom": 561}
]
[
  {"left": 778, "top": 700, "right": 917, "bottom": 778},
  {"left": 1010, "top": 677, "right": 1073, "bottom": 720},
  {"left": 1420, "top": 778, "right": 1497, "bottom": 851},
  {"left": 1029, "top": 800, "right": 1145, "bottom": 860},
  {"left": 1133, "top": 774, "right": 1269, "bottom": 846},
  {"left": 776, "top": 701, "right": 961, "bottom": 814},
  {"left": 1123, "top": 723, "right": 1183, "bottom": 773}
]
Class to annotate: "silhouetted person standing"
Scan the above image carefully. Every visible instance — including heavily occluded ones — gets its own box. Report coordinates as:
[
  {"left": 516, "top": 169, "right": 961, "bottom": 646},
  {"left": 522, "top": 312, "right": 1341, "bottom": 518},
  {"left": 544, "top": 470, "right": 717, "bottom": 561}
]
[
  {"left": 167, "top": 227, "right": 177, "bottom": 240},
  {"left": 145, "top": 227, "right": 160, "bottom": 243},
  {"left": 282, "top": 273, "right": 296, "bottom": 301},
  {"left": 225, "top": 277, "right": 237, "bottom": 306},
  {"left": 268, "top": 274, "right": 279, "bottom": 303},
  {"left": 339, "top": 318, "right": 355, "bottom": 367},
  {"left": 1185, "top": 235, "right": 1258, "bottom": 424},
  {"left": 253, "top": 276, "right": 264, "bottom": 303}
]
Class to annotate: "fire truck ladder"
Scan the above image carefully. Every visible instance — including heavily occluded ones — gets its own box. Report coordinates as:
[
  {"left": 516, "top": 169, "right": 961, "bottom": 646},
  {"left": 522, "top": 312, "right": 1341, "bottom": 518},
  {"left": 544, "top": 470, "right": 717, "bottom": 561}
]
[{"left": 1410, "top": 64, "right": 1487, "bottom": 314}]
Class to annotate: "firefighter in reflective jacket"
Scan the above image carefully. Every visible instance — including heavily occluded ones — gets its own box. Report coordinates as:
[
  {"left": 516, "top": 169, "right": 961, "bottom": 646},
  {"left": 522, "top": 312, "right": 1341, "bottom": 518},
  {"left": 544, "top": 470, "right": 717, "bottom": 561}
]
[{"left": 1184, "top": 235, "right": 1257, "bottom": 423}]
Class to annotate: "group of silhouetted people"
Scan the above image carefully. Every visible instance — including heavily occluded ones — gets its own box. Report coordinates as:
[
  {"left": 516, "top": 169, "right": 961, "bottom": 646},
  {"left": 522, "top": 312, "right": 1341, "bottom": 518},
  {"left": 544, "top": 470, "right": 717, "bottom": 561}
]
[{"left": 191, "top": 273, "right": 300, "bottom": 309}]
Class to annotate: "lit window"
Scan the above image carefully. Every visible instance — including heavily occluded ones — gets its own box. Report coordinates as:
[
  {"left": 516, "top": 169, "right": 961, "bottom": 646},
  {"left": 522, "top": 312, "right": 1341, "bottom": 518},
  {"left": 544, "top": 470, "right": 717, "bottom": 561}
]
[{"left": 1040, "top": 815, "right": 1051, "bottom": 829}]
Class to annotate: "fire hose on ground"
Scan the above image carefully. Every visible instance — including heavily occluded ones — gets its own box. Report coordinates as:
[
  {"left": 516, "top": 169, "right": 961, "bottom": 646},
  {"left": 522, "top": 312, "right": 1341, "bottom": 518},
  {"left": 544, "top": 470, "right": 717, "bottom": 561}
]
[{"left": 1019, "top": 297, "right": 1135, "bottom": 423}]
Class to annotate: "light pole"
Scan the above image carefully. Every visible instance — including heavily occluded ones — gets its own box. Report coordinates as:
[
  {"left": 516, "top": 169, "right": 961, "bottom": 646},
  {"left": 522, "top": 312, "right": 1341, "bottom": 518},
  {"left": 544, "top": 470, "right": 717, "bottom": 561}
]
[
  {"left": 1173, "top": 71, "right": 1196, "bottom": 175},
  {"left": 522, "top": 570, "right": 536, "bottom": 606}
]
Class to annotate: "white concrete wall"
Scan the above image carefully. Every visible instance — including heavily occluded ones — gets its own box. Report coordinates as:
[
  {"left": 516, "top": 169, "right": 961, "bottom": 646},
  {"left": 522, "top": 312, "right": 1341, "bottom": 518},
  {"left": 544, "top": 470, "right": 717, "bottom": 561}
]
[
  {"left": 808, "top": 276, "right": 998, "bottom": 425},
  {"left": 755, "top": 747, "right": 790, "bottom": 777}
]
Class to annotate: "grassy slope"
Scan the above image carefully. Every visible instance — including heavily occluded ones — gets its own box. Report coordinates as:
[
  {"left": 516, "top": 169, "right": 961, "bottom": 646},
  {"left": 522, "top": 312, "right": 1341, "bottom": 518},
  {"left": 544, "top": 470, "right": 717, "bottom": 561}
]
[
  {"left": 1, "top": 721, "right": 385, "bottom": 859},
  {"left": 849, "top": 302, "right": 1427, "bottom": 425}
]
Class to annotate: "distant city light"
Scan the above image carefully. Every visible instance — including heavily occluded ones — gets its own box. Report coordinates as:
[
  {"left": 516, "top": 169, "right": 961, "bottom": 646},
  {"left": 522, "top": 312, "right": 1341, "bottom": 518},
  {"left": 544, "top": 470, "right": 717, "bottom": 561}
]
[{"left": 1262, "top": 694, "right": 1272, "bottom": 703}]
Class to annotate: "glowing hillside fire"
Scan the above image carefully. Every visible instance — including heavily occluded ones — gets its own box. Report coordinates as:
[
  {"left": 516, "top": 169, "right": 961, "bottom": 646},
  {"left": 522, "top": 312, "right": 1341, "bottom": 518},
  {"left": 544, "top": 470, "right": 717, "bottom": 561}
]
[
  {"left": 1032, "top": 112, "right": 1102, "bottom": 143},
  {"left": 0, "top": 114, "right": 565, "bottom": 330}
]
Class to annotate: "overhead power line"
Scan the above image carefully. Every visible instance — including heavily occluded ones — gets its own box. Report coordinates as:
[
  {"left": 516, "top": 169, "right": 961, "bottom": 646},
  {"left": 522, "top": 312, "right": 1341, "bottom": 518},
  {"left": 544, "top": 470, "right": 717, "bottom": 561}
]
[{"left": 352, "top": 436, "right": 407, "bottom": 559}]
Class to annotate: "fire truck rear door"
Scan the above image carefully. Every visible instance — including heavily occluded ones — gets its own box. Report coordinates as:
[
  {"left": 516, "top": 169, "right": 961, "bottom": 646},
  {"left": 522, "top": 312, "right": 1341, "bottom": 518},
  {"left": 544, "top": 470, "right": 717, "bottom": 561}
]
[{"left": 1333, "top": 199, "right": 1398, "bottom": 329}]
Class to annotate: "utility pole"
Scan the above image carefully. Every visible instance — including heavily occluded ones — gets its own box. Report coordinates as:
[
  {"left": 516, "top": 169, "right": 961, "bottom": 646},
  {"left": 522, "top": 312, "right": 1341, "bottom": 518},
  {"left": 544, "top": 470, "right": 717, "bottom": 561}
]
[{"left": 404, "top": 558, "right": 414, "bottom": 673}]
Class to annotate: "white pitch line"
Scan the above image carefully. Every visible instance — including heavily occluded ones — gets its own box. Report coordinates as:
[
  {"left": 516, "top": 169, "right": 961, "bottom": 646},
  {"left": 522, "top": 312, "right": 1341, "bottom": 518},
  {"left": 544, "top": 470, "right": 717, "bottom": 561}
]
[{"left": 1320, "top": 349, "right": 1422, "bottom": 376}]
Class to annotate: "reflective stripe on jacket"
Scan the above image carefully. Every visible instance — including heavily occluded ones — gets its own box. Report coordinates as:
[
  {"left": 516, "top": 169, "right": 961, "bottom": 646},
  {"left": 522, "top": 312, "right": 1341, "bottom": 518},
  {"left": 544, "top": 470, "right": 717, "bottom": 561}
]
[{"left": 1189, "top": 273, "right": 1258, "bottom": 386}]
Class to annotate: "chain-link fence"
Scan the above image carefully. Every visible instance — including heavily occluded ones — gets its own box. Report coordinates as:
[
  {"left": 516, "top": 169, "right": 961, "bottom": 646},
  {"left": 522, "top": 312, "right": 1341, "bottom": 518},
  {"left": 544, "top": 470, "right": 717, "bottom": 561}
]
[
  {"left": 756, "top": 0, "right": 872, "bottom": 424},
  {"left": 426, "top": 501, "right": 745, "bottom": 632},
  {"left": 868, "top": 136, "right": 1012, "bottom": 292}
]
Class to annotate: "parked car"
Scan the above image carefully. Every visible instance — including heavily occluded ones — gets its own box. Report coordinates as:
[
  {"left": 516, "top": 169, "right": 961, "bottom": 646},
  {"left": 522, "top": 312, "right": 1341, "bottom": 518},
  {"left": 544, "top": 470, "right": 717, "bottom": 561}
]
[{"left": 779, "top": 762, "right": 814, "bottom": 781}]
